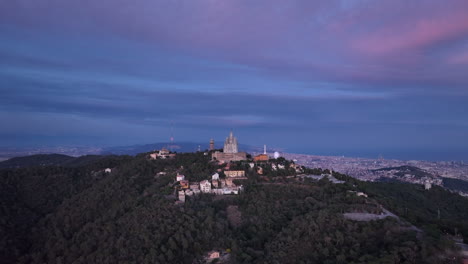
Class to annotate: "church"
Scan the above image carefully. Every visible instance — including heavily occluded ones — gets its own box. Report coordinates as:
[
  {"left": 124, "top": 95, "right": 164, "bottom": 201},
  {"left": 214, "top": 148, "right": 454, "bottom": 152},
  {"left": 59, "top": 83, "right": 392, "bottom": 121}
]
[{"left": 211, "top": 131, "right": 247, "bottom": 163}]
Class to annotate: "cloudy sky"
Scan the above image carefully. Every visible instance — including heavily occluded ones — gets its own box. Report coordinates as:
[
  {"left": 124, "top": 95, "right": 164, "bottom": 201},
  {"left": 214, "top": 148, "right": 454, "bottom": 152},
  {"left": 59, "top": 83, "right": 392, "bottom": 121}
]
[{"left": 1, "top": 0, "right": 468, "bottom": 160}]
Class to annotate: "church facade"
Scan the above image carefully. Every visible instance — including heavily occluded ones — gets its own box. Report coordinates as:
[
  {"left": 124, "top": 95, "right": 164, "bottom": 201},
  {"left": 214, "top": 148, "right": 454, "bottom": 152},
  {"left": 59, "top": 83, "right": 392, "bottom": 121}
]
[{"left": 212, "top": 131, "right": 247, "bottom": 163}]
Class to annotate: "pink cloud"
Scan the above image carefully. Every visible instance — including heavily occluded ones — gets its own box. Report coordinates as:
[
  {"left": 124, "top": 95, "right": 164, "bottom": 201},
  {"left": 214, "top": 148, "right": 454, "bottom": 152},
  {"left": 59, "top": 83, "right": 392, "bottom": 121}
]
[
  {"left": 352, "top": 11, "right": 468, "bottom": 56},
  {"left": 2, "top": 0, "right": 468, "bottom": 88},
  {"left": 447, "top": 50, "right": 468, "bottom": 64}
]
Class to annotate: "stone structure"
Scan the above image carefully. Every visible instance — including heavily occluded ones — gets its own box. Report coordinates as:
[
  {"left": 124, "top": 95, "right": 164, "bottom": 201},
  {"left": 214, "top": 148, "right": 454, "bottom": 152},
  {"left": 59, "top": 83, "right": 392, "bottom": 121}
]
[
  {"left": 224, "top": 131, "right": 238, "bottom": 153},
  {"left": 209, "top": 138, "right": 215, "bottom": 151},
  {"left": 211, "top": 131, "right": 247, "bottom": 163},
  {"left": 225, "top": 170, "right": 246, "bottom": 178}
]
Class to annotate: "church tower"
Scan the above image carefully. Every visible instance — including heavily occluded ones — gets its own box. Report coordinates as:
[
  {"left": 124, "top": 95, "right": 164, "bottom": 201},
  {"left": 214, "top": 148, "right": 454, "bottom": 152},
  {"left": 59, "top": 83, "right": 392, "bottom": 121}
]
[
  {"left": 211, "top": 131, "right": 246, "bottom": 162},
  {"left": 209, "top": 138, "right": 215, "bottom": 151},
  {"left": 223, "top": 131, "right": 239, "bottom": 153}
]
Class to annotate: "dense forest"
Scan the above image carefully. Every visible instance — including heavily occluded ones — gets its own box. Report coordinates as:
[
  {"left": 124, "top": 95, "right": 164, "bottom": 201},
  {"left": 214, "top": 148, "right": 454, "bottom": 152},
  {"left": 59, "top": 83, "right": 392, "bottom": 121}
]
[
  {"left": 442, "top": 177, "right": 468, "bottom": 194},
  {"left": 0, "top": 152, "right": 466, "bottom": 263}
]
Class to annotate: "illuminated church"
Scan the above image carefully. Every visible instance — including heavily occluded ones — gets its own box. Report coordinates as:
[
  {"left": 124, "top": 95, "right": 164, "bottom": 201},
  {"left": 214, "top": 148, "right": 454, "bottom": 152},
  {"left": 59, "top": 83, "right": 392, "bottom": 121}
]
[{"left": 211, "top": 131, "right": 247, "bottom": 163}]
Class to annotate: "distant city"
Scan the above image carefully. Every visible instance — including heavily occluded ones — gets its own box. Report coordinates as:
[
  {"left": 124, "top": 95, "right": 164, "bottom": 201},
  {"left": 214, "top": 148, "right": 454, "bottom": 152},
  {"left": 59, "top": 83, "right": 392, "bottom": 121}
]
[{"left": 280, "top": 153, "right": 468, "bottom": 192}]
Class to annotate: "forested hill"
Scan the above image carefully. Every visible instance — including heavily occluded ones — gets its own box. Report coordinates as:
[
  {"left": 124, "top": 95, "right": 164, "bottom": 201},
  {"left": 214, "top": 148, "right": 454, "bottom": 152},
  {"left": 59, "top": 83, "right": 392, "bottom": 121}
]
[
  {"left": 1, "top": 151, "right": 467, "bottom": 264},
  {"left": 442, "top": 177, "right": 468, "bottom": 193}
]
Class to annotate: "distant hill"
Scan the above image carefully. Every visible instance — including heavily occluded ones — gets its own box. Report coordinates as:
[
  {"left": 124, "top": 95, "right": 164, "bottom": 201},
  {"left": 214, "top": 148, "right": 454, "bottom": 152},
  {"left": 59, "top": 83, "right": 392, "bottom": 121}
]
[
  {"left": 0, "top": 154, "right": 75, "bottom": 169},
  {"left": 0, "top": 142, "right": 270, "bottom": 169},
  {"left": 0, "top": 154, "right": 125, "bottom": 169},
  {"left": 100, "top": 142, "right": 263, "bottom": 155},
  {"left": 375, "top": 177, "right": 404, "bottom": 183},
  {"left": 442, "top": 177, "right": 468, "bottom": 193},
  {"left": 373, "top": 165, "right": 435, "bottom": 179}
]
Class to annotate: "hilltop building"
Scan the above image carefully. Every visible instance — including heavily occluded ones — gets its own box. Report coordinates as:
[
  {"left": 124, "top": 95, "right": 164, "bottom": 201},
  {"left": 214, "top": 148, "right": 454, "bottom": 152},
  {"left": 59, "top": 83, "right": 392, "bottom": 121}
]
[
  {"left": 212, "top": 131, "right": 247, "bottom": 163},
  {"left": 209, "top": 138, "right": 215, "bottom": 151},
  {"left": 149, "top": 148, "right": 176, "bottom": 160}
]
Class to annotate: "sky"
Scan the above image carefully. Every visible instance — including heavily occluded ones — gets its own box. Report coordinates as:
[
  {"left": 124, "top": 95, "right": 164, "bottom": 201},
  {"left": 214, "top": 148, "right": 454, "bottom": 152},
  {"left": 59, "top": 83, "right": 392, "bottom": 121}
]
[{"left": 1, "top": 0, "right": 468, "bottom": 161}]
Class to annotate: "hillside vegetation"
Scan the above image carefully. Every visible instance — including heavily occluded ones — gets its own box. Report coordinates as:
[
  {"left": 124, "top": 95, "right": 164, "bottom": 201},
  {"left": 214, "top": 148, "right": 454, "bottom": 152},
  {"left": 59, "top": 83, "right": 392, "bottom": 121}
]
[{"left": 0, "top": 152, "right": 466, "bottom": 264}]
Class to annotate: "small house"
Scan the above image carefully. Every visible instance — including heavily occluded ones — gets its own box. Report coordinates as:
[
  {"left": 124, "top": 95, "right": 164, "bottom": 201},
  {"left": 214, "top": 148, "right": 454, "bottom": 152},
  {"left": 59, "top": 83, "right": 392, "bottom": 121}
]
[
  {"left": 200, "top": 180, "right": 212, "bottom": 193},
  {"left": 176, "top": 174, "right": 185, "bottom": 182}
]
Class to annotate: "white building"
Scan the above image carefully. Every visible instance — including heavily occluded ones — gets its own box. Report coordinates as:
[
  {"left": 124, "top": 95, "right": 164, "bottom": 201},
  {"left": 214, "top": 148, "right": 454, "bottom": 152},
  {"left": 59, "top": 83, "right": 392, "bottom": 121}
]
[
  {"left": 176, "top": 174, "right": 185, "bottom": 182},
  {"left": 424, "top": 180, "right": 432, "bottom": 190},
  {"left": 212, "top": 173, "right": 219, "bottom": 180},
  {"left": 274, "top": 151, "right": 280, "bottom": 159},
  {"left": 178, "top": 191, "right": 185, "bottom": 202},
  {"left": 200, "top": 180, "right": 212, "bottom": 193}
]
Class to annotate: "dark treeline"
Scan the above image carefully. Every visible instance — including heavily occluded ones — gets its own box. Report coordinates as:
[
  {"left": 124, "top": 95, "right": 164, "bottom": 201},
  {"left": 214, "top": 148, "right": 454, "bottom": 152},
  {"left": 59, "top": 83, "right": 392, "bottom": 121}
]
[{"left": 0, "top": 152, "right": 466, "bottom": 264}]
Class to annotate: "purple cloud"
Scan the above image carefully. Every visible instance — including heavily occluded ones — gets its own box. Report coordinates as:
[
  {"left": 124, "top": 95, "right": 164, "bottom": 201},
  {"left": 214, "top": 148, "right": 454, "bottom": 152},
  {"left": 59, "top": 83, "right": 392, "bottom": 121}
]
[{"left": 1, "top": 0, "right": 468, "bottom": 159}]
